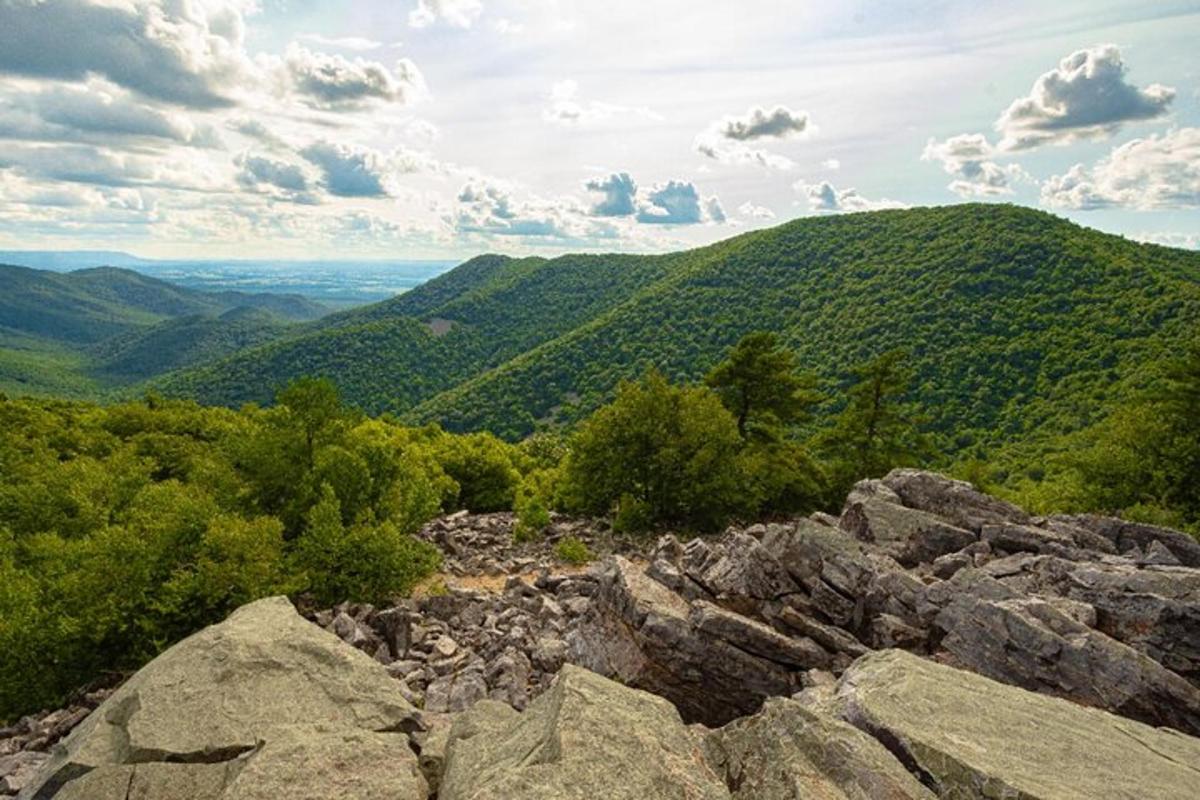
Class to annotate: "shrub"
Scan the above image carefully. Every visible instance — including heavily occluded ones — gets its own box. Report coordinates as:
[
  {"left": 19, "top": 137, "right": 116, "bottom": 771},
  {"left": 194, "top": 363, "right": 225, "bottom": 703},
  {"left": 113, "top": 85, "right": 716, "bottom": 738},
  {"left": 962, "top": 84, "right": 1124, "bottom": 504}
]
[
  {"left": 560, "top": 371, "right": 744, "bottom": 532},
  {"left": 434, "top": 432, "right": 522, "bottom": 512},
  {"left": 554, "top": 535, "right": 592, "bottom": 565}
]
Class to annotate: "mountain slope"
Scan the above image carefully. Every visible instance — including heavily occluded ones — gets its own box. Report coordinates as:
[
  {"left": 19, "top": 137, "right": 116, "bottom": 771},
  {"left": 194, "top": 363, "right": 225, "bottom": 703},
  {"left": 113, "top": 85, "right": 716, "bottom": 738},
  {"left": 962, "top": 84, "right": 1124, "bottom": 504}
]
[
  {"left": 0, "top": 264, "right": 328, "bottom": 396},
  {"left": 158, "top": 204, "right": 1200, "bottom": 450}
]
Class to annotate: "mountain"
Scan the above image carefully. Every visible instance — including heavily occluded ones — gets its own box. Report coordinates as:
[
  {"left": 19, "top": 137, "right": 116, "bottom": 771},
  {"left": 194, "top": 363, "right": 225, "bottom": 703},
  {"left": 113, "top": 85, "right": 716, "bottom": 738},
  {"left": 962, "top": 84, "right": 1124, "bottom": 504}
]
[
  {"left": 0, "top": 264, "right": 328, "bottom": 397},
  {"left": 0, "top": 249, "right": 153, "bottom": 271},
  {"left": 157, "top": 204, "right": 1200, "bottom": 454}
]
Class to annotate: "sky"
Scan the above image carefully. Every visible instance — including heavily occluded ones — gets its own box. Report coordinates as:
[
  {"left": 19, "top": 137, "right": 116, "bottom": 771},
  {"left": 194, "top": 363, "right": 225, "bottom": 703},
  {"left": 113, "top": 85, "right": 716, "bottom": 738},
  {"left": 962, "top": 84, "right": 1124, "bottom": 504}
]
[{"left": 0, "top": 0, "right": 1196, "bottom": 259}]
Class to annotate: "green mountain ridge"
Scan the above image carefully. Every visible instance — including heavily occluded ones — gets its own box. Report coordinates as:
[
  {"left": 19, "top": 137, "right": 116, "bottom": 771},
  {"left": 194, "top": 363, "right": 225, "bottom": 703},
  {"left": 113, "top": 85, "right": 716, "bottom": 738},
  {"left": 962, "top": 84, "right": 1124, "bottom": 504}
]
[
  {"left": 152, "top": 204, "right": 1200, "bottom": 462},
  {"left": 0, "top": 264, "right": 329, "bottom": 397}
]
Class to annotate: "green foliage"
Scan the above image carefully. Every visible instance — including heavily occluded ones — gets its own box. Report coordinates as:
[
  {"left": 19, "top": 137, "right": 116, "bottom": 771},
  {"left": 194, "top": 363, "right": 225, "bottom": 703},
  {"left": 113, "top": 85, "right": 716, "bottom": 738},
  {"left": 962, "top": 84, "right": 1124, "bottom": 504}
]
[
  {"left": 0, "top": 391, "right": 466, "bottom": 723},
  {"left": 817, "top": 349, "right": 936, "bottom": 499},
  {"left": 291, "top": 485, "right": 441, "bottom": 607},
  {"left": 513, "top": 469, "right": 555, "bottom": 543},
  {"left": 560, "top": 371, "right": 746, "bottom": 532},
  {"left": 706, "top": 331, "right": 820, "bottom": 440},
  {"left": 434, "top": 432, "right": 522, "bottom": 512},
  {"left": 611, "top": 493, "right": 653, "bottom": 535},
  {"left": 554, "top": 535, "right": 592, "bottom": 565}
]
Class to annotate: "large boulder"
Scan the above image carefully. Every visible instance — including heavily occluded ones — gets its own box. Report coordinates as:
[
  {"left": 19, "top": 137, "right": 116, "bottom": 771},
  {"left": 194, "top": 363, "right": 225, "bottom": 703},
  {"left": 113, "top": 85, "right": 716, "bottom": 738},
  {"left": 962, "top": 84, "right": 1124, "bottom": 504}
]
[
  {"left": 832, "top": 649, "right": 1200, "bottom": 800},
  {"left": 438, "top": 664, "right": 730, "bottom": 800},
  {"left": 706, "top": 696, "right": 935, "bottom": 800},
  {"left": 840, "top": 495, "right": 976, "bottom": 566},
  {"left": 880, "top": 469, "right": 1031, "bottom": 531},
  {"left": 928, "top": 570, "right": 1200, "bottom": 736},
  {"left": 20, "top": 597, "right": 428, "bottom": 800},
  {"left": 567, "top": 557, "right": 807, "bottom": 726},
  {"left": 1052, "top": 514, "right": 1200, "bottom": 567}
]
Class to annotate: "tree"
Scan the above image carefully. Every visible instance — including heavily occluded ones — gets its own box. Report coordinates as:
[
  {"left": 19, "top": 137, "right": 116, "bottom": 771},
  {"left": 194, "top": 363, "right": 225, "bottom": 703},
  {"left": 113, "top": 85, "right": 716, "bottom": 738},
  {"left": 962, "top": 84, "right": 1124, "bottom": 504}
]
[
  {"left": 560, "top": 370, "right": 744, "bottom": 532},
  {"left": 277, "top": 377, "right": 343, "bottom": 470},
  {"left": 819, "top": 349, "right": 934, "bottom": 497},
  {"left": 705, "top": 332, "right": 820, "bottom": 440}
]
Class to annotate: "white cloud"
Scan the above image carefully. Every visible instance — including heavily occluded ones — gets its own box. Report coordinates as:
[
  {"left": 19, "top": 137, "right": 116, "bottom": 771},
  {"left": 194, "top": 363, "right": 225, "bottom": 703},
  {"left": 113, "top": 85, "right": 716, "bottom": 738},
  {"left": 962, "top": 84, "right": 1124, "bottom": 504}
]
[
  {"left": 0, "top": 0, "right": 257, "bottom": 109},
  {"left": 795, "top": 180, "right": 908, "bottom": 213},
  {"left": 453, "top": 179, "right": 618, "bottom": 240},
  {"left": 636, "top": 180, "right": 722, "bottom": 225},
  {"left": 1040, "top": 128, "right": 1200, "bottom": 210},
  {"left": 585, "top": 172, "right": 637, "bottom": 217},
  {"left": 997, "top": 44, "right": 1175, "bottom": 151},
  {"left": 821, "top": 158, "right": 840, "bottom": 170},
  {"left": 299, "top": 141, "right": 419, "bottom": 197},
  {"left": 282, "top": 44, "right": 427, "bottom": 110},
  {"left": 921, "top": 133, "right": 1026, "bottom": 197},
  {"left": 409, "top": 0, "right": 484, "bottom": 29},
  {"left": 542, "top": 80, "right": 662, "bottom": 128},
  {"left": 718, "top": 105, "right": 810, "bottom": 141},
  {"left": 1133, "top": 232, "right": 1199, "bottom": 250},
  {"left": 493, "top": 18, "right": 524, "bottom": 35},
  {"left": 694, "top": 105, "right": 809, "bottom": 170},
  {"left": 737, "top": 201, "right": 775, "bottom": 220},
  {"left": 235, "top": 153, "right": 318, "bottom": 203},
  {"left": 297, "top": 34, "right": 385, "bottom": 52}
]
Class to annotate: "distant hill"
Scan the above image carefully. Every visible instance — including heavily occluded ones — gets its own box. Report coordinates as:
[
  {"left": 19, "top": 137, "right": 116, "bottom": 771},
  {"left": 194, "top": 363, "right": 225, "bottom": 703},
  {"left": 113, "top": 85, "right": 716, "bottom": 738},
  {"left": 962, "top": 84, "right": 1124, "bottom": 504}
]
[
  {"left": 156, "top": 204, "right": 1200, "bottom": 455},
  {"left": 0, "top": 264, "right": 327, "bottom": 397},
  {"left": 0, "top": 250, "right": 153, "bottom": 271}
]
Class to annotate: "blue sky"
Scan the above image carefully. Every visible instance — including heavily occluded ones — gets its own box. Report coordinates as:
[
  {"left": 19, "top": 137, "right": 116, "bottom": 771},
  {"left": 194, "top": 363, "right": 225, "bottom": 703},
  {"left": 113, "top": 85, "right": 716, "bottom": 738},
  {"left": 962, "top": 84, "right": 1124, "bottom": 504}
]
[{"left": 0, "top": 0, "right": 1196, "bottom": 258}]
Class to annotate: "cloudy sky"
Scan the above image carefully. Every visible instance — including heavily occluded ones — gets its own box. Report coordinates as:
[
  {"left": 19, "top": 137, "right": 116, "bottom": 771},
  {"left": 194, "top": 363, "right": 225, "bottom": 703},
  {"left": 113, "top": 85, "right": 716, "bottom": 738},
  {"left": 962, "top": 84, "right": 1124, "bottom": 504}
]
[{"left": 0, "top": 0, "right": 1196, "bottom": 259}]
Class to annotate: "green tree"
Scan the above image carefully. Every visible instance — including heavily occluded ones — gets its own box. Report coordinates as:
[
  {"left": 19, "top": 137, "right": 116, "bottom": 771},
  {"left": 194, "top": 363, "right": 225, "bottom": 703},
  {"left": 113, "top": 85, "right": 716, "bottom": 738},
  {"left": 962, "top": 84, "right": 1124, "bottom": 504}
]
[
  {"left": 706, "top": 332, "right": 820, "bottom": 440},
  {"left": 560, "top": 371, "right": 744, "bottom": 532},
  {"left": 277, "top": 377, "right": 343, "bottom": 470},
  {"left": 819, "top": 349, "right": 934, "bottom": 496}
]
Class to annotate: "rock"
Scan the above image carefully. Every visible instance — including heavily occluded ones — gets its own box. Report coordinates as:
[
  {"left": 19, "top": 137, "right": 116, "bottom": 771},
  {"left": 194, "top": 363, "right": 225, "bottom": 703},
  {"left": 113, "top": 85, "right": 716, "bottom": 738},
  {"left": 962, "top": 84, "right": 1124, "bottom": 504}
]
[
  {"left": 20, "top": 597, "right": 427, "bottom": 800},
  {"left": 433, "top": 635, "right": 459, "bottom": 657},
  {"left": 0, "top": 753, "right": 48, "bottom": 796},
  {"left": 706, "top": 696, "right": 935, "bottom": 799},
  {"left": 439, "top": 664, "right": 730, "bottom": 800},
  {"left": 568, "top": 556, "right": 803, "bottom": 726},
  {"left": 832, "top": 649, "right": 1200, "bottom": 800},
  {"left": 929, "top": 573, "right": 1200, "bottom": 736},
  {"left": 1051, "top": 514, "right": 1200, "bottom": 567},
  {"left": 840, "top": 496, "right": 976, "bottom": 566},
  {"left": 881, "top": 468, "right": 1031, "bottom": 531}
]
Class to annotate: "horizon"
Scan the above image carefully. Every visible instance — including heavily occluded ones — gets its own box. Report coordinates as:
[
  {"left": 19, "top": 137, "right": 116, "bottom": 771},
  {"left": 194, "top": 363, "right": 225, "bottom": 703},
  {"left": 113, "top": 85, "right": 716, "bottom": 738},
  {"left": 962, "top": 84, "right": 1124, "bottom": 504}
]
[{"left": 0, "top": 1, "right": 1197, "bottom": 260}]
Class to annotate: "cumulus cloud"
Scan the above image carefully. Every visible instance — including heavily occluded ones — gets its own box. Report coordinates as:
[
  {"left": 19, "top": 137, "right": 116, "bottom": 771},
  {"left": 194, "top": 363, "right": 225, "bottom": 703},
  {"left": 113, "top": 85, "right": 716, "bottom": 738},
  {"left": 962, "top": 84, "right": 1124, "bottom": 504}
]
[
  {"left": 299, "top": 141, "right": 394, "bottom": 197},
  {"left": 921, "top": 133, "right": 1026, "bottom": 197},
  {"left": 795, "top": 181, "right": 908, "bottom": 213},
  {"left": 0, "top": 0, "right": 255, "bottom": 109},
  {"left": 543, "top": 81, "right": 661, "bottom": 127},
  {"left": 694, "top": 105, "right": 809, "bottom": 170},
  {"left": 737, "top": 202, "right": 775, "bottom": 220},
  {"left": 1040, "top": 128, "right": 1200, "bottom": 210},
  {"left": 0, "top": 143, "right": 159, "bottom": 187},
  {"left": 997, "top": 44, "right": 1175, "bottom": 151},
  {"left": 636, "top": 180, "right": 722, "bottom": 225},
  {"left": 822, "top": 158, "right": 840, "bottom": 170},
  {"left": 409, "top": 0, "right": 483, "bottom": 29},
  {"left": 453, "top": 179, "right": 618, "bottom": 240},
  {"left": 235, "top": 153, "right": 318, "bottom": 203},
  {"left": 583, "top": 173, "right": 723, "bottom": 225},
  {"left": 584, "top": 172, "right": 637, "bottom": 217},
  {"left": 228, "top": 118, "right": 289, "bottom": 149},
  {"left": 283, "top": 45, "right": 426, "bottom": 110},
  {"left": 719, "top": 105, "right": 810, "bottom": 141}
]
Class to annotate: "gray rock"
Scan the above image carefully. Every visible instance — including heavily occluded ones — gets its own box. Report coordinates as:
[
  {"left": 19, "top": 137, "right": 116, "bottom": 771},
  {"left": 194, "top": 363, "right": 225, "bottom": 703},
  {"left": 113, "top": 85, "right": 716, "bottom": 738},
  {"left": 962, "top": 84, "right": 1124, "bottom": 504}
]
[
  {"left": 707, "top": 696, "right": 935, "bottom": 799},
  {"left": 930, "top": 572, "right": 1200, "bottom": 736},
  {"left": 881, "top": 468, "right": 1031, "bottom": 531},
  {"left": 841, "top": 496, "right": 976, "bottom": 566},
  {"left": 439, "top": 664, "right": 730, "bottom": 800},
  {"left": 19, "top": 597, "right": 427, "bottom": 800},
  {"left": 833, "top": 649, "right": 1200, "bottom": 800}
]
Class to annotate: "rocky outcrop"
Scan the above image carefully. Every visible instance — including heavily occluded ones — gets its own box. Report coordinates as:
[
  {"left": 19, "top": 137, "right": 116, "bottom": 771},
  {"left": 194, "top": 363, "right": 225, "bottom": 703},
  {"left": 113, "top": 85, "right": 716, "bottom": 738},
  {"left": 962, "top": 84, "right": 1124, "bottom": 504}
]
[
  {"left": 18, "top": 597, "right": 428, "bottom": 800},
  {"left": 827, "top": 649, "right": 1200, "bottom": 800},
  {"left": 706, "top": 695, "right": 935, "bottom": 799},
  {"left": 439, "top": 664, "right": 729, "bottom": 799}
]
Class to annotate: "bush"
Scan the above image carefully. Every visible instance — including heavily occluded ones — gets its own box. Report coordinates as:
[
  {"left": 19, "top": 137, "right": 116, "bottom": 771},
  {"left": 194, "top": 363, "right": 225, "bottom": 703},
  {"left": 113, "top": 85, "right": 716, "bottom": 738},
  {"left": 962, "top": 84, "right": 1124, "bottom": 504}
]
[
  {"left": 434, "top": 432, "right": 522, "bottom": 512},
  {"left": 560, "top": 371, "right": 744, "bottom": 532},
  {"left": 611, "top": 493, "right": 653, "bottom": 535},
  {"left": 554, "top": 535, "right": 592, "bottom": 565},
  {"left": 291, "top": 485, "right": 442, "bottom": 606},
  {"left": 513, "top": 469, "right": 556, "bottom": 543}
]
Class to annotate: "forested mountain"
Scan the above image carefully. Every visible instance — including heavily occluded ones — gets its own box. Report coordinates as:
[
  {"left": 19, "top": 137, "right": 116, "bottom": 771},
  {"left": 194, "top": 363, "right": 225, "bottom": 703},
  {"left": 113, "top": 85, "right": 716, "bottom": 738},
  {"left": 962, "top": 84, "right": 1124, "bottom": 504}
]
[
  {"left": 0, "top": 264, "right": 327, "bottom": 396},
  {"left": 158, "top": 204, "right": 1200, "bottom": 454}
]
